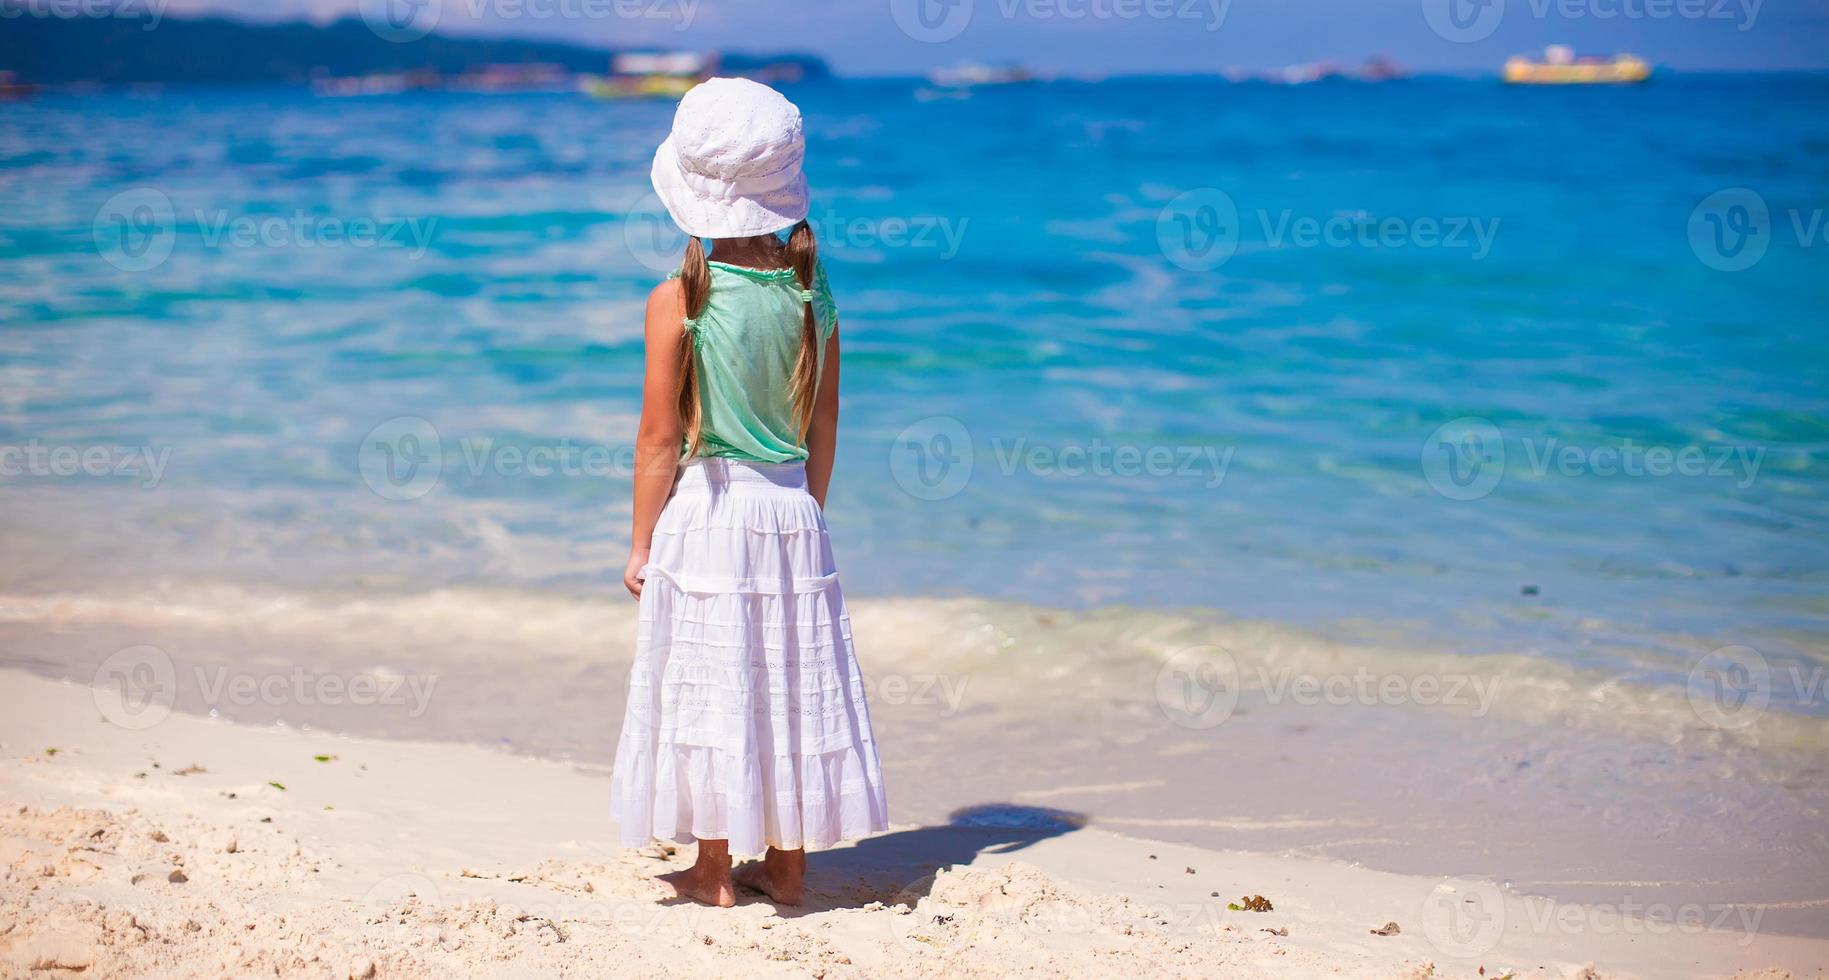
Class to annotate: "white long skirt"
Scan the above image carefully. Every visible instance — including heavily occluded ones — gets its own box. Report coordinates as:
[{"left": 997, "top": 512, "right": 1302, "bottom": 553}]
[{"left": 610, "top": 458, "right": 889, "bottom": 856}]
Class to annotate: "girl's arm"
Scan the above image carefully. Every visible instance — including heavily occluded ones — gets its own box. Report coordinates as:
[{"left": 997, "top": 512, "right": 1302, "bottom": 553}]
[
  {"left": 804, "top": 327, "right": 842, "bottom": 508},
  {"left": 624, "top": 280, "right": 688, "bottom": 598}
]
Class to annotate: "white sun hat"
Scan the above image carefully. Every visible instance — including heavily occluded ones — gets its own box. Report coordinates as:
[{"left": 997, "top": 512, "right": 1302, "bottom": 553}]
[{"left": 650, "top": 77, "right": 809, "bottom": 240}]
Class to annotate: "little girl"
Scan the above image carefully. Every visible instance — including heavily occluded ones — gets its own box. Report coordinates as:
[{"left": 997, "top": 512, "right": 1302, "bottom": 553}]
[{"left": 610, "top": 78, "right": 889, "bottom": 908}]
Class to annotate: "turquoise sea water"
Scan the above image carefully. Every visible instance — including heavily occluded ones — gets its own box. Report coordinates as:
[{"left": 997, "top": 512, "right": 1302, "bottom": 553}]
[{"left": 2, "top": 75, "right": 1827, "bottom": 707}]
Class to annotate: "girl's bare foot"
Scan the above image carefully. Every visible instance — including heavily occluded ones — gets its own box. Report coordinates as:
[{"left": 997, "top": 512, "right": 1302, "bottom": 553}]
[
  {"left": 659, "top": 838, "right": 736, "bottom": 908},
  {"left": 733, "top": 846, "right": 806, "bottom": 906}
]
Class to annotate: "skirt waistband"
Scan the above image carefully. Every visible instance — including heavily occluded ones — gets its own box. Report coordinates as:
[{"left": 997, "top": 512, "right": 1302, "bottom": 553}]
[{"left": 675, "top": 457, "right": 809, "bottom": 492}]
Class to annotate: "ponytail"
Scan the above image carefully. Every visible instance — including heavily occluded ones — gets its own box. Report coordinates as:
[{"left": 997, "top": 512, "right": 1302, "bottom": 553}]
[
  {"left": 675, "top": 235, "right": 711, "bottom": 458},
  {"left": 785, "top": 219, "right": 820, "bottom": 440}
]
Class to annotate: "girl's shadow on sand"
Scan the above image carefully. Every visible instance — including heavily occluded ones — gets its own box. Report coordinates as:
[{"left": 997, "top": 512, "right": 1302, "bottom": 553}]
[{"left": 758, "top": 803, "right": 1088, "bottom": 916}]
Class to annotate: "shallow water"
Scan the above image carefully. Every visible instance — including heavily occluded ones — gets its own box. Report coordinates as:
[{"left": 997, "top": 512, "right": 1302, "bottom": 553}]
[{"left": 4, "top": 76, "right": 1826, "bottom": 693}]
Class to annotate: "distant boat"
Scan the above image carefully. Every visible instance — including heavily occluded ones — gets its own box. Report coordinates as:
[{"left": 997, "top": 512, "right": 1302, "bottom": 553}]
[
  {"left": 581, "top": 74, "right": 698, "bottom": 100},
  {"left": 311, "top": 67, "right": 559, "bottom": 98},
  {"left": 1504, "top": 46, "right": 1651, "bottom": 85},
  {"left": 312, "top": 72, "right": 431, "bottom": 97},
  {"left": 583, "top": 52, "right": 708, "bottom": 100},
  {"left": 1221, "top": 57, "right": 1406, "bottom": 85},
  {"left": 1278, "top": 60, "right": 1346, "bottom": 85},
  {"left": 927, "top": 63, "right": 1036, "bottom": 88},
  {"left": 1357, "top": 56, "right": 1407, "bottom": 82},
  {"left": 0, "top": 71, "right": 41, "bottom": 101},
  {"left": 448, "top": 63, "right": 571, "bottom": 94}
]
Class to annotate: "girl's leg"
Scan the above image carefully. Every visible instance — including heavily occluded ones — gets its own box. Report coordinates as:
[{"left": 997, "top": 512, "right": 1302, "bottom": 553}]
[
  {"left": 734, "top": 846, "right": 806, "bottom": 906},
  {"left": 658, "top": 837, "right": 736, "bottom": 907}
]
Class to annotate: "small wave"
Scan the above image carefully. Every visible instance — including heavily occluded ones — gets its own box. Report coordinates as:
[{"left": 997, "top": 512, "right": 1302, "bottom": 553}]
[{"left": 5, "top": 581, "right": 1825, "bottom": 761}]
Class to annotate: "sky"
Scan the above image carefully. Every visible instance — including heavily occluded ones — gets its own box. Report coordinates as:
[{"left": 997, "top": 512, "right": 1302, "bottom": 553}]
[{"left": 162, "top": 0, "right": 1829, "bottom": 73}]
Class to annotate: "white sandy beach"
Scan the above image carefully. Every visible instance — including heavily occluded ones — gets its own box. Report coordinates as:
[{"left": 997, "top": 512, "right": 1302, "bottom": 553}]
[{"left": 2, "top": 667, "right": 1822, "bottom": 979}]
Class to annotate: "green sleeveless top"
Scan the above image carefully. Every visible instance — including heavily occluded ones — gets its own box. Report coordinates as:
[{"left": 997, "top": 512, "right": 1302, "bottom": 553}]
[{"left": 676, "top": 260, "right": 839, "bottom": 464}]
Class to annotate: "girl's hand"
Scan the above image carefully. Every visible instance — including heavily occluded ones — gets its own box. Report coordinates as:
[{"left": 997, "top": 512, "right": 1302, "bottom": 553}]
[{"left": 623, "top": 547, "right": 650, "bottom": 599}]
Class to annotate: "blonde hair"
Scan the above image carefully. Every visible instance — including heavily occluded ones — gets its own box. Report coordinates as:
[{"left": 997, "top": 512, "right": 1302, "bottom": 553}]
[{"left": 675, "top": 220, "right": 822, "bottom": 458}]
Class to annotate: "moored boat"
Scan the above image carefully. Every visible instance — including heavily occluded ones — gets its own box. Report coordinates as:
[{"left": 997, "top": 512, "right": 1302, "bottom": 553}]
[
  {"left": 1504, "top": 45, "right": 1651, "bottom": 85},
  {"left": 582, "top": 53, "right": 708, "bottom": 100}
]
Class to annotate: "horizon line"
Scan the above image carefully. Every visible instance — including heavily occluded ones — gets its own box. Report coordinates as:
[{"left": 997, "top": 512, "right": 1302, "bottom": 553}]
[{"left": 15, "top": 11, "right": 1823, "bottom": 75}]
